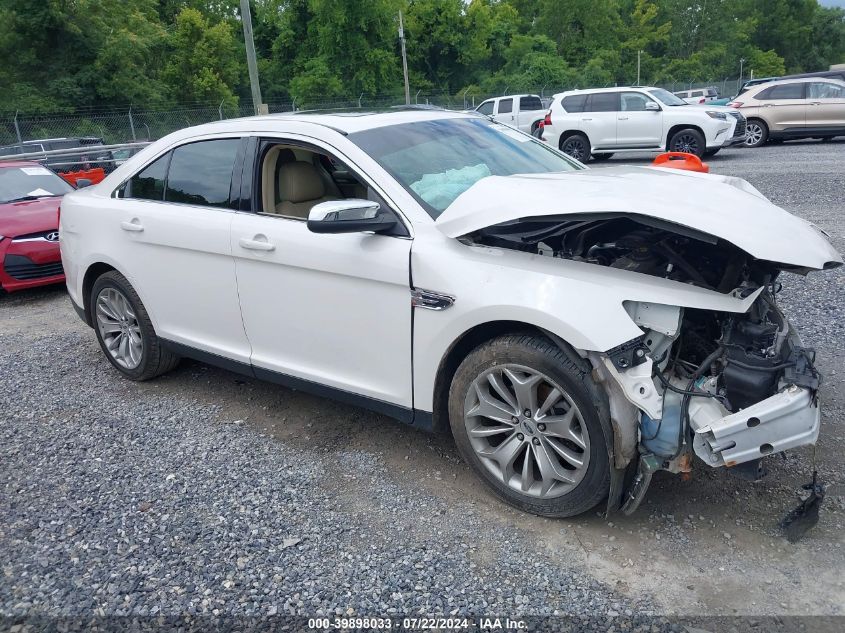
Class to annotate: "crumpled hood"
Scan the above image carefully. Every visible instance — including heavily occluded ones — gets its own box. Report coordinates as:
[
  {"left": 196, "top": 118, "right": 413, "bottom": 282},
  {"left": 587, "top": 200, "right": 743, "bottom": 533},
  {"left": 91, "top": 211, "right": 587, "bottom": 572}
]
[
  {"left": 0, "top": 197, "right": 61, "bottom": 238},
  {"left": 436, "top": 166, "right": 842, "bottom": 271}
]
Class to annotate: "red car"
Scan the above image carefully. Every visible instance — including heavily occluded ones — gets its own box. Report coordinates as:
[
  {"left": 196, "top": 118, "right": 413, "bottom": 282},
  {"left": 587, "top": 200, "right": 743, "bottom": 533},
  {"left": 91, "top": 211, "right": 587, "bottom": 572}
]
[{"left": 0, "top": 161, "right": 73, "bottom": 292}]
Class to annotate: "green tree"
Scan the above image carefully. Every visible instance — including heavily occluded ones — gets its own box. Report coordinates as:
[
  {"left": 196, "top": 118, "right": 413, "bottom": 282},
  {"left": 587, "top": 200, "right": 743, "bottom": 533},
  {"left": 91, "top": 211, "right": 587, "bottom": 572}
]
[{"left": 162, "top": 8, "right": 243, "bottom": 106}]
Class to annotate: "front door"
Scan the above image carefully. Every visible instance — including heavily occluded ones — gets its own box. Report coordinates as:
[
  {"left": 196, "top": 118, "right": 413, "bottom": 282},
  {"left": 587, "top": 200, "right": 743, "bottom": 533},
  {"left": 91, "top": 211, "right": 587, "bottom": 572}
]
[
  {"left": 617, "top": 92, "right": 663, "bottom": 147},
  {"left": 231, "top": 137, "right": 414, "bottom": 411},
  {"left": 112, "top": 136, "right": 251, "bottom": 362}
]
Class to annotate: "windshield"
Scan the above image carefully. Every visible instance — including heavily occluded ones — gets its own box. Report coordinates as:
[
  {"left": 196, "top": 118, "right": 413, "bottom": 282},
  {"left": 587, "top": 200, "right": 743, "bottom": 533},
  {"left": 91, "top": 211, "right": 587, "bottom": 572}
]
[
  {"left": 649, "top": 88, "right": 688, "bottom": 106},
  {"left": 349, "top": 117, "right": 582, "bottom": 218},
  {"left": 0, "top": 165, "right": 73, "bottom": 204}
]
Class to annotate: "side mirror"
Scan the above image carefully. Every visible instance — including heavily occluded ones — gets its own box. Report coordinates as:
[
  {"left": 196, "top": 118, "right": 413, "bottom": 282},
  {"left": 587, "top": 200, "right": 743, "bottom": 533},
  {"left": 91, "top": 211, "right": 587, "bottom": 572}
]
[
  {"left": 307, "top": 199, "right": 397, "bottom": 235},
  {"left": 645, "top": 101, "right": 661, "bottom": 111},
  {"left": 75, "top": 178, "right": 93, "bottom": 188}
]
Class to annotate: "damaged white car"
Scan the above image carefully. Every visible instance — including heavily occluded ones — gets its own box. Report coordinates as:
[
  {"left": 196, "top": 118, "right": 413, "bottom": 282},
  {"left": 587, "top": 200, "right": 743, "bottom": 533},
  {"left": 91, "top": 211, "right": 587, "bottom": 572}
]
[{"left": 60, "top": 110, "right": 842, "bottom": 517}]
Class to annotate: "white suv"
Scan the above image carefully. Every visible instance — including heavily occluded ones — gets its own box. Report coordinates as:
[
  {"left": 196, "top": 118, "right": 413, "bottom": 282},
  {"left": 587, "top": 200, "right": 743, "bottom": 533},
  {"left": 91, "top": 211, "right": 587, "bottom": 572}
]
[
  {"left": 60, "top": 110, "right": 840, "bottom": 518},
  {"left": 542, "top": 87, "right": 746, "bottom": 161}
]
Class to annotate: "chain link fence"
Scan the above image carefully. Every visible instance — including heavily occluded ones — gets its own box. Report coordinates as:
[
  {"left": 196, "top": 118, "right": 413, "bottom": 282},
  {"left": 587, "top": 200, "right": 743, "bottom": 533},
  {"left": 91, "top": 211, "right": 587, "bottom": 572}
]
[{"left": 0, "top": 79, "right": 744, "bottom": 147}]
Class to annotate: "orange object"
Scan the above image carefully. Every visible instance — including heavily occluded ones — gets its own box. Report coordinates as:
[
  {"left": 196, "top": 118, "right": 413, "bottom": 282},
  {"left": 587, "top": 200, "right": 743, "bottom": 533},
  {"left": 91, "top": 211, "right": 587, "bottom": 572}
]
[
  {"left": 60, "top": 167, "right": 106, "bottom": 186},
  {"left": 651, "top": 152, "right": 709, "bottom": 173}
]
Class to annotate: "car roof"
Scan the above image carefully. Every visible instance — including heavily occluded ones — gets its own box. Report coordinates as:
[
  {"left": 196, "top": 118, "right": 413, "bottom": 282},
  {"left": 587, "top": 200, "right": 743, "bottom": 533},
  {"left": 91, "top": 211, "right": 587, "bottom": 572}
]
[
  {"left": 747, "top": 76, "right": 845, "bottom": 90},
  {"left": 552, "top": 86, "right": 660, "bottom": 98},
  {"left": 228, "top": 107, "right": 477, "bottom": 134}
]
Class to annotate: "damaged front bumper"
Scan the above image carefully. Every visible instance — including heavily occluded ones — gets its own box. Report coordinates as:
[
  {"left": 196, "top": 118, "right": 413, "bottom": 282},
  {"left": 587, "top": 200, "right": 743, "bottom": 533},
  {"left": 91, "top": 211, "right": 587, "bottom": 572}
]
[{"left": 689, "top": 383, "right": 819, "bottom": 468}]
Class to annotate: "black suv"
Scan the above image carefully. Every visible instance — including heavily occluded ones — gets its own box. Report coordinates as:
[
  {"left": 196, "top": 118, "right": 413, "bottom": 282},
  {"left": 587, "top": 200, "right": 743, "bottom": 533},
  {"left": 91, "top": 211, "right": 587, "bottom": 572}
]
[{"left": 0, "top": 137, "right": 114, "bottom": 172}]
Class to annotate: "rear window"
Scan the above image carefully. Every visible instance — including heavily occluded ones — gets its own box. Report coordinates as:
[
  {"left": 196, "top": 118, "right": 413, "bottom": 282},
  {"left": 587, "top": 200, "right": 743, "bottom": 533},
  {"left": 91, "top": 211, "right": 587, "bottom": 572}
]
[
  {"left": 561, "top": 94, "right": 588, "bottom": 113},
  {"left": 758, "top": 83, "right": 804, "bottom": 100},
  {"left": 519, "top": 96, "right": 543, "bottom": 111},
  {"left": 497, "top": 98, "right": 513, "bottom": 114},
  {"left": 165, "top": 139, "right": 239, "bottom": 208}
]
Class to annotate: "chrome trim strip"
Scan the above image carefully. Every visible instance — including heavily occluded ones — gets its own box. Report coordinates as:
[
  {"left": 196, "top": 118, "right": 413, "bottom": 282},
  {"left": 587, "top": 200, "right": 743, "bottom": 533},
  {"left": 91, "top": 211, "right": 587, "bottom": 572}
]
[{"left": 411, "top": 288, "right": 455, "bottom": 310}]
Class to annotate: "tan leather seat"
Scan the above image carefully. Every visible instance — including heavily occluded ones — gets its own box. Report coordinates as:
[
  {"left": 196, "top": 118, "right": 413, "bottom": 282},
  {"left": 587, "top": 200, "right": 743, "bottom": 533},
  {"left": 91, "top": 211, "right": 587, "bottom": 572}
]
[{"left": 275, "top": 161, "right": 338, "bottom": 219}]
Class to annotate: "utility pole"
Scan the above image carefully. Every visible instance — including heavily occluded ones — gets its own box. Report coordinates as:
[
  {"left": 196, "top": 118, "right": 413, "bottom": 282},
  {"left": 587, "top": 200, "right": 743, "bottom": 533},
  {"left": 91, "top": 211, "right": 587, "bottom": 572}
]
[
  {"left": 636, "top": 50, "right": 642, "bottom": 85},
  {"left": 399, "top": 11, "right": 410, "bottom": 105},
  {"left": 240, "top": 0, "right": 264, "bottom": 115},
  {"left": 738, "top": 58, "right": 746, "bottom": 94}
]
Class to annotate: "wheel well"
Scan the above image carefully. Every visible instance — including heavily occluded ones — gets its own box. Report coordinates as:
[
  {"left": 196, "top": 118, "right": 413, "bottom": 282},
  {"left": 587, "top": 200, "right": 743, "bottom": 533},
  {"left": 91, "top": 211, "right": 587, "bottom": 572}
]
[
  {"left": 430, "top": 321, "right": 547, "bottom": 433},
  {"left": 558, "top": 130, "right": 589, "bottom": 150},
  {"left": 81, "top": 262, "right": 117, "bottom": 326},
  {"left": 665, "top": 124, "right": 705, "bottom": 150},
  {"left": 746, "top": 117, "right": 768, "bottom": 130}
]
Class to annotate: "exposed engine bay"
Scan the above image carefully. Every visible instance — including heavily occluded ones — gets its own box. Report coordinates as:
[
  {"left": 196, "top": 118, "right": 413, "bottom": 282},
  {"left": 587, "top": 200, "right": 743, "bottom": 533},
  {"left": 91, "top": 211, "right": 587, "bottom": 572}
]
[
  {"left": 465, "top": 214, "right": 825, "bottom": 512},
  {"left": 467, "top": 213, "right": 792, "bottom": 291}
]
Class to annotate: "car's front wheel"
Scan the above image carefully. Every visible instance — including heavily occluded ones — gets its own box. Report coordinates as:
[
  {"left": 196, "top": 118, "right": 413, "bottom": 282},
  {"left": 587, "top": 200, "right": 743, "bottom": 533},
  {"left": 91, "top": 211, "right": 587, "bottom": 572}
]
[
  {"left": 448, "top": 334, "right": 610, "bottom": 517},
  {"left": 744, "top": 119, "right": 768, "bottom": 147},
  {"left": 560, "top": 133, "right": 591, "bottom": 162},
  {"left": 91, "top": 271, "right": 180, "bottom": 381},
  {"left": 668, "top": 128, "right": 706, "bottom": 157}
]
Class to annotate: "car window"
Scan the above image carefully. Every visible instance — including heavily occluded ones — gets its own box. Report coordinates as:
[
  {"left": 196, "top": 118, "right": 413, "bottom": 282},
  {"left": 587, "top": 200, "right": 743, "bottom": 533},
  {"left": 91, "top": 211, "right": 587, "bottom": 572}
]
[
  {"left": 758, "top": 83, "right": 804, "bottom": 100},
  {"left": 705, "top": 88, "right": 718, "bottom": 97},
  {"left": 620, "top": 92, "right": 653, "bottom": 111},
  {"left": 520, "top": 96, "right": 543, "bottom": 111},
  {"left": 497, "top": 98, "right": 513, "bottom": 114},
  {"left": 164, "top": 139, "right": 239, "bottom": 208},
  {"left": 123, "top": 152, "right": 170, "bottom": 201},
  {"left": 586, "top": 92, "right": 619, "bottom": 112},
  {"left": 349, "top": 117, "right": 581, "bottom": 218},
  {"left": 808, "top": 82, "right": 845, "bottom": 99},
  {"left": 691, "top": 91, "right": 703, "bottom": 98},
  {"left": 561, "top": 94, "right": 588, "bottom": 113},
  {"left": 0, "top": 165, "right": 73, "bottom": 203},
  {"left": 476, "top": 101, "right": 494, "bottom": 115}
]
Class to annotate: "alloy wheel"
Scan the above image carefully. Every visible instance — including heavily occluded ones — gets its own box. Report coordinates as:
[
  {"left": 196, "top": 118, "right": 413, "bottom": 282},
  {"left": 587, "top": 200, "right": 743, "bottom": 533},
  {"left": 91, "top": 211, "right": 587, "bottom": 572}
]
[
  {"left": 671, "top": 133, "right": 700, "bottom": 154},
  {"left": 95, "top": 287, "right": 143, "bottom": 369},
  {"left": 463, "top": 364, "right": 590, "bottom": 499},
  {"left": 562, "top": 138, "right": 587, "bottom": 161},
  {"left": 745, "top": 122, "right": 764, "bottom": 146}
]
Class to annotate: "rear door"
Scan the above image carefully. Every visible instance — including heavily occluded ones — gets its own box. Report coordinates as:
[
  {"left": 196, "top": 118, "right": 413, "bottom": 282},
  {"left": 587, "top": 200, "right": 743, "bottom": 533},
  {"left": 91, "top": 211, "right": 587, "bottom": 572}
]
[
  {"left": 583, "top": 92, "right": 619, "bottom": 149},
  {"left": 113, "top": 136, "right": 251, "bottom": 362},
  {"left": 617, "top": 91, "right": 663, "bottom": 147},
  {"left": 806, "top": 82, "right": 845, "bottom": 133},
  {"left": 755, "top": 82, "right": 806, "bottom": 132}
]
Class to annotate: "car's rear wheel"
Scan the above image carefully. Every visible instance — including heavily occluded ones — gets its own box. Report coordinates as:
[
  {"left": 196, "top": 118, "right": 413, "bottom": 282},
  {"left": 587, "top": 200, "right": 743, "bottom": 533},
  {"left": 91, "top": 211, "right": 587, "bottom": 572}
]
[
  {"left": 560, "top": 133, "right": 590, "bottom": 162},
  {"left": 668, "top": 128, "right": 706, "bottom": 157},
  {"left": 91, "top": 271, "right": 180, "bottom": 381},
  {"left": 744, "top": 119, "right": 768, "bottom": 147},
  {"left": 448, "top": 334, "right": 611, "bottom": 517}
]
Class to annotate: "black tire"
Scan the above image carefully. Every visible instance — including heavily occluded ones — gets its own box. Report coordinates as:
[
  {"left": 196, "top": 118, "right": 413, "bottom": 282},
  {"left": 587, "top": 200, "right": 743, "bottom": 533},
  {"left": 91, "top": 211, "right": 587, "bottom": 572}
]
[
  {"left": 744, "top": 119, "right": 768, "bottom": 147},
  {"left": 591, "top": 152, "right": 614, "bottom": 161},
  {"left": 560, "top": 132, "right": 591, "bottom": 162},
  {"left": 448, "top": 334, "right": 611, "bottom": 518},
  {"left": 703, "top": 148, "right": 720, "bottom": 157},
  {"left": 90, "top": 271, "right": 180, "bottom": 381},
  {"left": 532, "top": 126, "right": 544, "bottom": 139},
  {"left": 668, "top": 128, "right": 706, "bottom": 157}
]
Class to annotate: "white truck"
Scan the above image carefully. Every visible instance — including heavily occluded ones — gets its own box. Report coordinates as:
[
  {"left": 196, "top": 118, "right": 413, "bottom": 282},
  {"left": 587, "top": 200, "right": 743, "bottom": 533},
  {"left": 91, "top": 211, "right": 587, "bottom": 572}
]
[{"left": 474, "top": 94, "right": 547, "bottom": 134}]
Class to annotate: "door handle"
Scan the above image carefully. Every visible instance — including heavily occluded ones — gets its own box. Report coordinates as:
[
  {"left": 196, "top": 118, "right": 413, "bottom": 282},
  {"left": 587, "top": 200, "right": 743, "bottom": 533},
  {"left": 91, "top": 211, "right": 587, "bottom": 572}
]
[
  {"left": 239, "top": 236, "right": 275, "bottom": 252},
  {"left": 618, "top": 116, "right": 629, "bottom": 120},
  {"left": 582, "top": 118, "right": 593, "bottom": 121},
  {"left": 809, "top": 101, "right": 822, "bottom": 106},
  {"left": 120, "top": 219, "right": 144, "bottom": 232}
]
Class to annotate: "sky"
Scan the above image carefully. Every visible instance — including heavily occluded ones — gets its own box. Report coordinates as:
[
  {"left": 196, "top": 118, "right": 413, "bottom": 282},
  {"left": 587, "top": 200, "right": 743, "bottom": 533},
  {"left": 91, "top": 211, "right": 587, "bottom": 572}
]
[{"left": 819, "top": 0, "right": 845, "bottom": 7}]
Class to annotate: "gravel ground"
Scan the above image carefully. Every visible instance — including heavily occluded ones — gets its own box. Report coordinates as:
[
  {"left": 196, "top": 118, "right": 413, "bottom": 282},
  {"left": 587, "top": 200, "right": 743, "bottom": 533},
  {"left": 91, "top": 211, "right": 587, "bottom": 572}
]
[{"left": 1, "top": 139, "right": 844, "bottom": 631}]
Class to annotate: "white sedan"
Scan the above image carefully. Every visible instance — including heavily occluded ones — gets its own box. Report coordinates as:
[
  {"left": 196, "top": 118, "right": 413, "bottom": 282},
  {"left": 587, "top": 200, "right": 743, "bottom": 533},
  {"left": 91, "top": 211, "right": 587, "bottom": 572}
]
[{"left": 60, "top": 109, "right": 842, "bottom": 517}]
